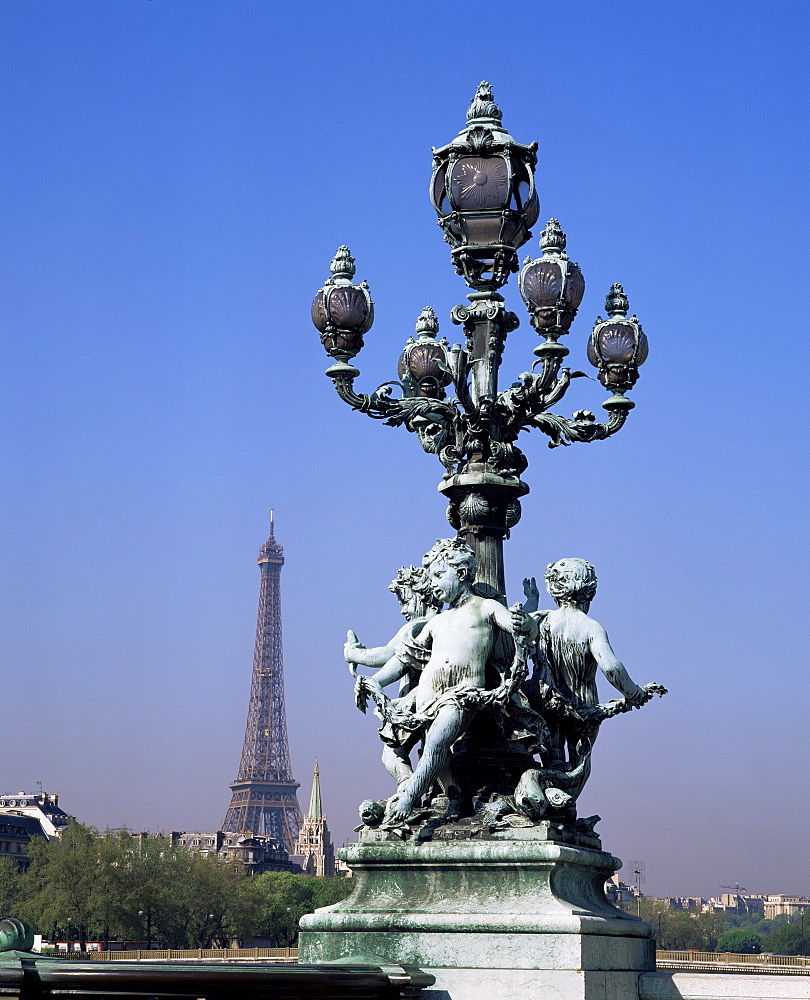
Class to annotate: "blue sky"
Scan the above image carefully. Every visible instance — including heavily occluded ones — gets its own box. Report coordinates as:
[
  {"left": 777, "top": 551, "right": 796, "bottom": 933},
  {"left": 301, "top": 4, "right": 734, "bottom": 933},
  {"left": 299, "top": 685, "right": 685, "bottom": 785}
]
[{"left": 2, "top": 0, "right": 807, "bottom": 898}]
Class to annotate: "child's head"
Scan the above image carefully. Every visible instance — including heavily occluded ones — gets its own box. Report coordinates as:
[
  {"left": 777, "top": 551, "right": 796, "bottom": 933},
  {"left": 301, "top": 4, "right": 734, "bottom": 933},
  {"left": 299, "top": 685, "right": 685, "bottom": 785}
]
[
  {"left": 423, "top": 537, "right": 477, "bottom": 581},
  {"left": 423, "top": 538, "right": 477, "bottom": 604},
  {"left": 389, "top": 565, "right": 442, "bottom": 619},
  {"left": 545, "top": 558, "right": 597, "bottom": 608}
]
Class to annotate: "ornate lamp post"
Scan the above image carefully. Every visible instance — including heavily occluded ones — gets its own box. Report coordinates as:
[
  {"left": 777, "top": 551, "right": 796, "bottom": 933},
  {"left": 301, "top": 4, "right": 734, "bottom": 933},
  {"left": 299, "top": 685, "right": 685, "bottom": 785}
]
[
  {"left": 302, "top": 85, "right": 666, "bottom": 996},
  {"left": 312, "top": 82, "right": 647, "bottom": 597}
]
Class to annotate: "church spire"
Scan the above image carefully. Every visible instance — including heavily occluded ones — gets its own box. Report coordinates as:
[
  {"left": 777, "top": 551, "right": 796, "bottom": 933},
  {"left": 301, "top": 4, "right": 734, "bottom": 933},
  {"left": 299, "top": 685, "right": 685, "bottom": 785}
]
[
  {"left": 308, "top": 759, "right": 323, "bottom": 820},
  {"left": 294, "top": 758, "right": 334, "bottom": 876}
]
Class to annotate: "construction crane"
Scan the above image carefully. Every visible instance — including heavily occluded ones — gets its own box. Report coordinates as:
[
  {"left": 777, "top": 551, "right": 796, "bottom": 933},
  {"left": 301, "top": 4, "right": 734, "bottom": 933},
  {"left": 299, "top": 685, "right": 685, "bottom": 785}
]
[{"left": 719, "top": 883, "right": 748, "bottom": 913}]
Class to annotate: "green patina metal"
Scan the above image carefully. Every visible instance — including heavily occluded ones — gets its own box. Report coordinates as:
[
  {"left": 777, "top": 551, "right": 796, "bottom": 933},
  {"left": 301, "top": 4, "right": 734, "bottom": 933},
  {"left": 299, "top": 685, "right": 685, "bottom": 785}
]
[
  {"left": 0, "top": 919, "right": 433, "bottom": 999},
  {"left": 305, "top": 85, "right": 667, "bottom": 1000},
  {"left": 311, "top": 82, "right": 648, "bottom": 598}
]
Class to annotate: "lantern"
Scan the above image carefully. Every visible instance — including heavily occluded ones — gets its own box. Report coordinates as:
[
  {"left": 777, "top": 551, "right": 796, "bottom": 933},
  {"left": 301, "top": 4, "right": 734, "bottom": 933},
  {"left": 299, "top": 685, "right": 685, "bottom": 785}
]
[
  {"left": 518, "top": 219, "right": 585, "bottom": 341},
  {"left": 398, "top": 307, "right": 453, "bottom": 399},
  {"left": 430, "top": 82, "right": 539, "bottom": 291},
  {"left": 311, "top": 246, "right": 374, "bottom": 365},
  {"left": 587, "top": 284, "right": 649, "bottom": 394}
]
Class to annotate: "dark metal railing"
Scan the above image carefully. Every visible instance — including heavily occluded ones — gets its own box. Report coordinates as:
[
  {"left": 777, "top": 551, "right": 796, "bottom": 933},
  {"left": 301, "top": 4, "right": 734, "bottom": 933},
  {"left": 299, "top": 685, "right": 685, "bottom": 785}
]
[{"left": 0, "top": 953, "right": 434, "bottom": 999}]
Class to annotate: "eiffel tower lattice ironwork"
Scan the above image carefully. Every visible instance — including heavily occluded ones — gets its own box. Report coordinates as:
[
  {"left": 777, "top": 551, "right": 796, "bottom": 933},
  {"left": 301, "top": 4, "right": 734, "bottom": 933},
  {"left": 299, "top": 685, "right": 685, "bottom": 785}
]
[{"left": 222, "top": 510, "right": 303, "bottom": 852}]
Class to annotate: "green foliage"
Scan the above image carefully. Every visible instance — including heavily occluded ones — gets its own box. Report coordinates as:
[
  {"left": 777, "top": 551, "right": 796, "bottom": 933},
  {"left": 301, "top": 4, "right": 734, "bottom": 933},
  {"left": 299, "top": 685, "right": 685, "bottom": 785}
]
[
  {"left": 21, "top": 820, "right": 109, "bottom": 949},
  {"left": 311, "top": 876, "right": 354, "bottom": 910},
  {"left": 0, "top": 857, "right": 24, "bottom": 916},
  {"left": 12, "top": 822, "right": 352, "bottom": 949},
  {"left": 251, "top": 872, "right": 353, "bottom": 945},
  {"left": 717, "top": 928, "right": 763, "bottom": 954},
  {"left": 253, "top": 872, "right": 315, "bottom": 946},
  {"left": 767, "top": 922, "right": 807, "bottom": 956},
  {"left": 621, "top": 897, "right": 809, "bottom": 958},
  {"left": 623, "top": 898, "right": 725, "bottom": 952}
]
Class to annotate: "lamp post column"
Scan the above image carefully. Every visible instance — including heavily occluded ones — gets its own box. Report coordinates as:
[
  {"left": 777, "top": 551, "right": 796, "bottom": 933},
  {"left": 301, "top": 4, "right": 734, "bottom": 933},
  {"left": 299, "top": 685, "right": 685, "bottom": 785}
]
[{"left": 439, "top": 293, "right": 525, "bottom": 599}]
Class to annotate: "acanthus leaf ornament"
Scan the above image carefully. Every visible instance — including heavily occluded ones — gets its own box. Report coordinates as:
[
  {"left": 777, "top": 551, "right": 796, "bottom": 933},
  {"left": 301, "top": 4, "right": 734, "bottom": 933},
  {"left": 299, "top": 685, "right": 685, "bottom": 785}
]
[
  {"left": 465, "top": 127, "right": 496, "bottom": 155},
  {"left": 465, "top": 80, "right": 502, "bottom": 124}
]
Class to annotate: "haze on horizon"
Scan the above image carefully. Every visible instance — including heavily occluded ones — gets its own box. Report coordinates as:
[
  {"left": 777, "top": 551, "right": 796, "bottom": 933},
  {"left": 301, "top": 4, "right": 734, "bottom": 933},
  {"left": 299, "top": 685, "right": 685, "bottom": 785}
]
[{"left": 1, "top": 0, "right": 807, "bottom": 901}]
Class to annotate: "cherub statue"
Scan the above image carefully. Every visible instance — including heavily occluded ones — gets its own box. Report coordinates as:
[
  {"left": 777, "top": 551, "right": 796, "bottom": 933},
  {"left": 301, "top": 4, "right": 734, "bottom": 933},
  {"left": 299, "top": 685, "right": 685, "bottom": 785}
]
[
  {"left": 360, "top": 538, "right": 538, "bottom": 823},
  {"left": 522, "top": 558, "right": 666, "bottom": 801},
  {"left": 345, "top": 565, "right": 442, "bottom": 789}
]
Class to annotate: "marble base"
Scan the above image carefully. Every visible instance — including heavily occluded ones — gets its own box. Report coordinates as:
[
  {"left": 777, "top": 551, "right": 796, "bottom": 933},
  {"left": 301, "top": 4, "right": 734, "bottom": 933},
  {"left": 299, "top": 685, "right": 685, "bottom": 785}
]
[
  {"left": 419, "top": 968, "right": 644, "bottom": 999},
  {"left": 299, "top": 838, "right": 654, "bottom": 997},
  {"left": 639, "top": 971, "right": 810, "bottom": 1000}
]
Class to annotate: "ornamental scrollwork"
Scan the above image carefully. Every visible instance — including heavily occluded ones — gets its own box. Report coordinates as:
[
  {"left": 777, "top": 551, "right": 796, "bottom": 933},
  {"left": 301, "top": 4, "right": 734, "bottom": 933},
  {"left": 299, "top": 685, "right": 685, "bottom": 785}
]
[{"left": 328, "top": 301, "right": 634, "bottom": 479}]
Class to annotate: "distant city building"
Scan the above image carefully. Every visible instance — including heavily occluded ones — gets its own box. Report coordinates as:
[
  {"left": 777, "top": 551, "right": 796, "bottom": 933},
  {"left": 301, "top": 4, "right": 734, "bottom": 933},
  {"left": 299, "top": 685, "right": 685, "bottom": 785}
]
[
  {"left": 0, "top": 791, "right": 67, "bottom": 869},
  {"left": 170, "top": 830, "right": 298, "bottom": 875},
  {"left": 604, "top": 876, "right": 808, "bottom": 917},
  {"left": 605, "top": 875, "right": 637, "bottom": 905},
  {"left": 291, "top": 760, "right": 335, "bottom": 878},
  {"left": 763, "top": 894, "right": 810, "bottom": 920},
  {"left": 665, "top": 896, "right": 705, "bottom": 911},
  {"left": 0, "top": 814, "right": 48, "bottom": 870},
  {"left": 0, "top": 791, "right": 69, "bottom": 838},
  {"left": 705, "top": 892, "right": 767, "bottom": 915}
]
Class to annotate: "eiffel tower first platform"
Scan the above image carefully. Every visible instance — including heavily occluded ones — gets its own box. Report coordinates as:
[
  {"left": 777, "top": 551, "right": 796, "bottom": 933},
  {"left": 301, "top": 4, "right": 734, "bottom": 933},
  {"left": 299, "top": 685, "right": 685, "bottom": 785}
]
[{"left": 222, "top": 511, "right": 303, "bottom": 853}]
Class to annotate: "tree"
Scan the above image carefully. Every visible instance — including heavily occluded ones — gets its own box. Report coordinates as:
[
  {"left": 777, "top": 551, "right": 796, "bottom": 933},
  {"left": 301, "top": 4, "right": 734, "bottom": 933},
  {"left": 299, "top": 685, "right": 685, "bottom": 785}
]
[
  {"left": 254, "top": 872, "right": 314, "bottom": 946},
  {"left": 0, "top": 858, "right": 23, "bottom": 917},
  {"left": 219, "top": 874, "right": 263, "bottom": 948},
  {"left": 767, "top": 922, "right": 806, "bottom": 957},
  {"left": 14, "top": 825, "right": 356, "bottom": 951},
  {"left": 90, "top": 830, "right": 134, "bottom": 949},
  {"left": 698, "top": 910, "right": 726, "bottom": 951},
  {"left": 311, "top": 876, "right": 353, "bottom": 910},
  {"left": 115, "top": 833, "right": 196, "bottom": 949},
  {"left": 716, "top": 928, "right": 763, "bottom": 954},
  {"left": 252, "top": 872, "right": 352, "bottom": 946},
  {"left": 621, "top": 897, "right": 726, "bottom": 952},
  {"left": 180, "top": 854, "right": 250, "bottom": 948},
  {"left": 21, "top": 821, "right": 107, "bottom": 950}
]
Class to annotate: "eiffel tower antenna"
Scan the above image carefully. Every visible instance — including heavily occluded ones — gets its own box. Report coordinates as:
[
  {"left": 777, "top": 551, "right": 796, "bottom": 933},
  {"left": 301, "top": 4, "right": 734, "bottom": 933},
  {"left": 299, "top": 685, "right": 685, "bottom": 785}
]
[{"left": 222, "top": 511, "right": 303, "bottom": 852}]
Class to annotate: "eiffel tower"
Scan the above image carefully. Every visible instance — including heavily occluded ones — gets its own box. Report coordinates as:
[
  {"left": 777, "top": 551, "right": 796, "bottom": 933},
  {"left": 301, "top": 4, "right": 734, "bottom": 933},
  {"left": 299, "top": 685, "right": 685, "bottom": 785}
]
[{"left": 222, "top": 511, "right": 303, "bottom": 852}]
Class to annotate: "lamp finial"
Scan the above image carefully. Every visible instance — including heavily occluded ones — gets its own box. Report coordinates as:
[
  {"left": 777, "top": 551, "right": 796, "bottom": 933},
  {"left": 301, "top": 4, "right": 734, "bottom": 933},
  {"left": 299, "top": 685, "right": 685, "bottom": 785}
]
[{"left": 467, "top": 81, "right": 502, "bottom": 124}]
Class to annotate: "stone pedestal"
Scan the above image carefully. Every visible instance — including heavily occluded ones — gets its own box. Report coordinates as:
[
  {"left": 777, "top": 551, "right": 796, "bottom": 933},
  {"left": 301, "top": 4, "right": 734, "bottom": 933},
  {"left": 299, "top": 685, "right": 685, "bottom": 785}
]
[{"left": 299, "top": 837, "right": 654, "bottom": 1000}]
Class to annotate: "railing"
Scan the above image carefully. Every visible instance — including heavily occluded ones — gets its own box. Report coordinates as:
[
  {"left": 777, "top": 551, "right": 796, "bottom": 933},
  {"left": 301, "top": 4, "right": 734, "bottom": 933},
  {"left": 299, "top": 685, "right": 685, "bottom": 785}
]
[
  {"left": 657, "top": 950, "right": 810, "bottom": 974},
  {"left": 59, "top": 947, "right": 298, "bottom": 962},
  {"left": 52, "top": 948, "right": 809, "bottom": 970}
]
